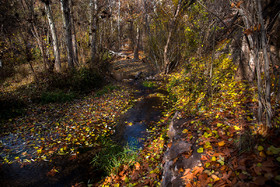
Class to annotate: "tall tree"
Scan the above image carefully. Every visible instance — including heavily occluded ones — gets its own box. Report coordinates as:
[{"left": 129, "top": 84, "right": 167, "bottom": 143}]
[
  {"left": 70, "top": 0, "right": 79, "bottom": 66},
  {"left": 257, "top": 0, "right": 272, "bottom": 127},
  {"left": 89, "top": 0, "right": 97, "bottom": 63},
  {"left": 42, "top": 0, "right": 61, "bottom": 72},
  {"left": 61, "top": 0, "right": 74, "bottom": 69}
]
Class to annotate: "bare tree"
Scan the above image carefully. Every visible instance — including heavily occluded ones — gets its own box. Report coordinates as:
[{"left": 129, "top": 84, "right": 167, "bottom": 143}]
[
  {"left": 61, "top": 0, "right": 74, "bottom": 69},
  {"left": 70, "top": 0, "right": 79, "bottom": 65},
  {"left": 42, "top": 0, "right": 61, "bottom": 72},
  {"left": 89, "top": 0, "right": 97, "bottom": 63}
]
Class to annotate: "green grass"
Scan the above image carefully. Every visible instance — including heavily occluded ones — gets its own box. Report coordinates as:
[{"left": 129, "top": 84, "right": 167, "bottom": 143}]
[
  {"left": 91, "top": 138, "right": 138, "bottom": 176},
  {"left": 95, "top": 85, "right": 120, "bottom": 97},
  {"left": 142, "top": 81, "right": 156, "bottom": 88}
]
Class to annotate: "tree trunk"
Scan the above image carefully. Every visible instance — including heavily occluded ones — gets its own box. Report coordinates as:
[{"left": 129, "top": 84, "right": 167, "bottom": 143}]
[
  {"left": 163, "top": 0, "right": 182, "bottom": 74},
  {"left": 238, "top": 6, "right": 256, "bottom": 81},
  {"left": 257, "top": 0, "right": 272, "bottom": 127},
  {"left": 70, "top": 0, "right": 79, "bottom": 66},
  {"left": 89, "top": 0, "right": 97, "bottom": 63},
  {"left": 61, "top": 0, "right": 74, "bottom": 69},
  {"left": 129, "top": 20, "right": 134, "bottom": 49},
  {"left": 134, "top": 26, "right": 140, "bottom": 60},
  {"left": 44, "top": 1, "right": 61, "bottom": 72},
  {"left": 117, "top": 0, "right": 121, "bottom": 50}
]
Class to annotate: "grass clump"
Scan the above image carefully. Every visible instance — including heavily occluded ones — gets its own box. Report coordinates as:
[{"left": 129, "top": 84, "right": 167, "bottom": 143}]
[
  {"left": 142, "top": 81, "right": 156, "bottom": 88},
  {"left": 95, "top": 85, "right": 120, "bottom": 97},
  {"left": 91, "top": 138, "right": 137, "bottom": 176}
]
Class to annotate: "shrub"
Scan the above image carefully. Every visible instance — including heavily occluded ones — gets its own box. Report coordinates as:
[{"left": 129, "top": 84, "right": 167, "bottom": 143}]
[
  {"left": 42, "top": 67, "right": 104, "bottom": 93},
  {"left": 40, "top": 90, "right": 76, "bottom": 104},
  {"left": 0, "top": 96, "right": 26, "bottom": 119}
]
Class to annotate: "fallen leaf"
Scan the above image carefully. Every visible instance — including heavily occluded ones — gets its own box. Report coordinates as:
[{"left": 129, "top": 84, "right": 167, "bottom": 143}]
[
  {"left": 218, "top": 141, "right": 225, "bottom": 147},
  {"left": 197, "top": 147, "right": 204, "bottom": 153},
  {"left": 135, "top": 162, "right": 140, "bottom": 170},
  {"left": 257, "top": 145, "right": 264, "bottom": 151}
]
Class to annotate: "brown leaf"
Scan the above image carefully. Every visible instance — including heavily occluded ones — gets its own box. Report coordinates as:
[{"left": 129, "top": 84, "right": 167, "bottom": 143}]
[
  {"left": 198, "top": 173, "right": 209, "bottom": 186},
  {"left": 131, "top": 170, "right": 139, "bottom": 180},
  {"left": 222, "top": 171, "right": 232, "bottom": 184},
  {"left": 253, "top": 176, "right": 267, "bottom": 185},
  {"left": 47, "top": 167, "right": 59, "bottom": 177},
  {"left": 244, "top": 29, "right": 253, "bottom": 36},
  {"left": 193, "top": 166, "right": 204, "bottom": 176},
  {"left": 182, "top": 169, "right": 194, "bottom": 182},
  {"left": 236, "top": 1, "right": 244, "bottom": 8},
  {"left": 135, "top": 162, "right": 140, "bottom": 170}
]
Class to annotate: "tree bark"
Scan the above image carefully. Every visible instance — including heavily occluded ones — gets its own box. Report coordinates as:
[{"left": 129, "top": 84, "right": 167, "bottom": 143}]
[
  {"left": 134, "top": 26, "right": 140, "bottom": 60},
  {"left": 89, "top": 0, "right": 97, "bottom": 63},
  {"left": 117, "top": 0, "right": 121, "bottom": 50},
  {"left": 61, "top": 0, "right": 74, "bottom": 69},
  {"left": 257, "top": 0, "right": 272, "bottom": 127},
  {"left": 238, "top": 6, "right": 255, "bottom": 81},
  {"left": 44, "top": 1, "right": 61, "bottom": 72},
  {"left": 163, "top": 0, "right": 182, "bottom": 74},
  {"left": 70, "top": 0, "right": 79, "bottom": 66}
]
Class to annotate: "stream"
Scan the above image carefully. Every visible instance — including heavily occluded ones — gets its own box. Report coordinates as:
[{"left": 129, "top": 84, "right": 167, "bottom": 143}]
[{"left": 0, "top": 80, "right": 166, "bottom": 186}]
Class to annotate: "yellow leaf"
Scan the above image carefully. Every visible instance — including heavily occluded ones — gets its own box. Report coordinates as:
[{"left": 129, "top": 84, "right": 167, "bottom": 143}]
[
  {"left": 218, "top": 141, "right": 225, "bottom": 147},
  {"left": 205, "top": 162, "right": 210, "bottom": 168},
  {"left": 257, "top": 146, "right": 264, "bottom": 151},
  {"left": 211, "top": 156, "right": 217, "bottom": 161},
  {"left": 234, "top": 126, "right": 240, "bottom": 130},
  {"left": 197, "top": 147, "right": 204, "bottom": 153},
  {"left": 182, "top": 129, "right": 188, "bottom": 133}
]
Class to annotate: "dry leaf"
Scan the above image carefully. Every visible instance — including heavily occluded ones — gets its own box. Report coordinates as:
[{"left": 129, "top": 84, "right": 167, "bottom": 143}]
[
  {"left": 135, "top": 162, "right": 140, "bottom": 170},
  {"left": 218, "top": 141, "right": 225, "bottom": 147}
]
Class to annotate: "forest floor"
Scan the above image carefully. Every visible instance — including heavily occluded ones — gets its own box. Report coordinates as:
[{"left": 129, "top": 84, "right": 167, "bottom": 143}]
[{"left": 0, "top": 50, "right": 169, "bottom": 186}]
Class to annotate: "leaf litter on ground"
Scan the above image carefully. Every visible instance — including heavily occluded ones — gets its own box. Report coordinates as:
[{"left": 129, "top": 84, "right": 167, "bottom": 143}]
[{"left": 0, "top": 84, "right": 135, "bottom": 164}]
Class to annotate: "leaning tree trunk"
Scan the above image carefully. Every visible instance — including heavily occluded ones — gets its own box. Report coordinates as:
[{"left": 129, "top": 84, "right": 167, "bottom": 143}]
[
  {"left": 44, "top": 1, "right": 61, "bottom": 72},
  {"left": 61, "top": 0, "right": 74, "bottom": 69}
]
